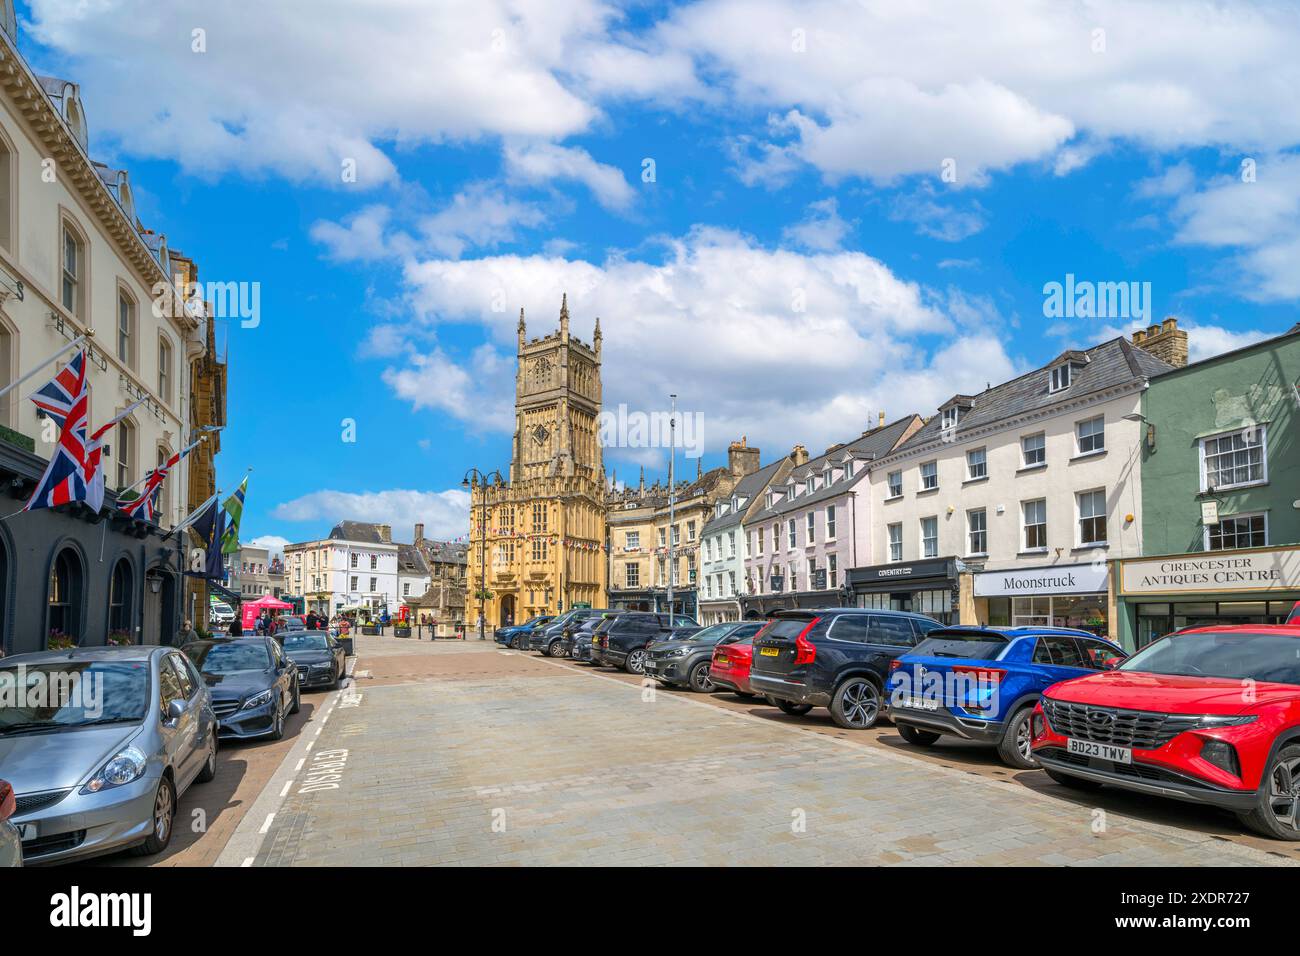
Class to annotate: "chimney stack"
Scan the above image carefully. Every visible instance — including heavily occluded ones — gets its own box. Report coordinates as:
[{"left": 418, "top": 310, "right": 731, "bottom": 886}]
[
  {"left": 727, "top": 435, "right": 761, "bottom": 478},
  {"left": 378, "top": 524, "right": 392, "bottom": 544},
  {"left": 1131, "top": 316, "right": 1188, "bottom": 368},
  {"left": 791, "top": 444, "right": 810, "bottom": 466},
  {"left": 414, "top": 522, "right": 424, "bottom": 544}
]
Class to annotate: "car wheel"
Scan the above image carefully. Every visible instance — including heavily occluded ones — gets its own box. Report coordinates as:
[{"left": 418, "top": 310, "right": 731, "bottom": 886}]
[
  {"left": 625, "top": 648, "right": 648, "bottom": 675},
  {"left": 130, "top": 776, "right": 176, "bottom": 856},
  {"left": 195, "top": 736, "right": 218, "bottom": 783},
  {"left": 688, "top": 661, "right": 713, "bottom": 693},
  {"left": 830, "top": 677, "right": 882, "bottom": 730},
  {"left": 996, "top": 706, "right": 1039, "bottom": 769},
  {"left": 269, "top": 705, "right": 286, "bottom": 741},
  {"left": 776, "top": 699, "right": 813, "bottom": 716},
  {"left": 1239, "top": 743, "right": 1300, "bottom": 841},
  {"left": 1044, "top": 768, "right": 1104, "bottom": 792},
  {"left": 548, "top": 640, "right": 565, "bottom": 658},
  {"left": 289, "top": 681, "right": 301, "bottom": 716},
  {"left": 897, "top": 723, "right": 941, "bottom": 747}
]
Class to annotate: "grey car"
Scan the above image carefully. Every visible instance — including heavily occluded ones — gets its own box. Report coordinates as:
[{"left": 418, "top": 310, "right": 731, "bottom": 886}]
[
  {"left": 0, "top": 645, "right": 219, "bottom": 865},
  {"left": 0, "top": 779, "right": 20, "bottom": 867}
]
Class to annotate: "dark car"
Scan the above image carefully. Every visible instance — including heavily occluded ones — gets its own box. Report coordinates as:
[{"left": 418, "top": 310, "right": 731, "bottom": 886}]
[
  {"left": 495, "top": 616, "right": 554, "bottom": 649},
  {"left": 532, "top": 608, "right": 611, "bottom": 656},
  {"left": 597, "top": 612, "right": 698, "bottom": 674},
  {"left": 183, "top": 638, "right": 300, "bottom": 741},
  {"left": 644, "top": 621, "right": 765, "bottom": 691},
  {"left": 749, "top": 609, "right": 943, "bottom": 729},
  {"left": 566, "top": 616, "right": 610, "bottom": 661},
  {"left": 281, "top": 631, "right": 348, "bottom": 690}
]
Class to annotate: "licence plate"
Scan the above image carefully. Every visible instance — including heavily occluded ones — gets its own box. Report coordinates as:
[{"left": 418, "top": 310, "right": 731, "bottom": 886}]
[
  {"left": 1067, "top": 738, "right": 1132, "bottom": 764},
  {"left": 759, "top": 647, "right": 780, "bottom": 657},
  {"left": 17, "top": 823, "right": 36, "bottom": 841},
  {"left": 898, "top": 695, "right": 939, "bottom": 711}
]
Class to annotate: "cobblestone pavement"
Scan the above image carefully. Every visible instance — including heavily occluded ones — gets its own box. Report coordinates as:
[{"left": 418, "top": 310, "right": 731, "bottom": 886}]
[{"left": 231, "top": 638, "right": 1294, "bottom": 867}]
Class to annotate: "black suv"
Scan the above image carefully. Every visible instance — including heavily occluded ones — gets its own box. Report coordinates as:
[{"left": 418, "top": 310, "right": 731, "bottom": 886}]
[
  {"left": 596, "top": 612, "right": 697, "bottom": 674},
  {"left": 530, "top": 608, "right": 611, "bottom": 656},
  {"left": 750, "top": 608, "right": 942, "bottom": 730}
]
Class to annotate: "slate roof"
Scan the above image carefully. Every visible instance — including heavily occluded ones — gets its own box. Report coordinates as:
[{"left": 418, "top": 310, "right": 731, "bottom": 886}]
[
  {"left": 397, "top": 543, "right": 429, "bottom": 575},
  {"left": 701, "top": 458, "right": 788, "bottom": 535},
  {"left": 421, "top": 540, "right": 469, "bottom": 565},
  {"left": 889, "top": 336, "right": 1173, "bottom": 457},
  {"left": 748, "top": 415, "right": 922, "bottom": 522},
  {"left": 328, "top": 521, "right": 391, "bottom": 544}
]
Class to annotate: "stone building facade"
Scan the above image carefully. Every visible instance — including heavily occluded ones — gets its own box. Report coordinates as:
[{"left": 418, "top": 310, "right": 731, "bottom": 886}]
[{"left": 466, "top": 297, "right": 608, "bottom": 630}]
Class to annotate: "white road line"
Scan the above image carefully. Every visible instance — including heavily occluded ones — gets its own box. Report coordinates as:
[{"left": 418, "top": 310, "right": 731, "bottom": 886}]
[
  {"left": 280, "top": 781, "right": 292, "bottom": 797},
  {"left": 241, "top": 857, "right": 254, "bottom": 867},
  {"left": 294, "top": 758, "right": 305, "bottom": 772},
  {"left": 258, "top": 813, "right": 275, "bottom": 834}
]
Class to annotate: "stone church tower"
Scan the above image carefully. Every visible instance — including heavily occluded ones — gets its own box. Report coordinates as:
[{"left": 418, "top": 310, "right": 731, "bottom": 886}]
[{"left": 466, "top": 296, "right": 608, "bottom": 628}]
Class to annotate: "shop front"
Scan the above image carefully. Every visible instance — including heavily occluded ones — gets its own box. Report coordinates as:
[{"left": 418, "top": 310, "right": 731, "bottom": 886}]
[
  {"left": 847, "top": 557, "right": 960, "bottom": 625},
  {"left": 973, "top": 561, "right": 1111, "bottom": 636},
  {"left": 1115, "top": 545, "right": 1300, "bottom": 650}
]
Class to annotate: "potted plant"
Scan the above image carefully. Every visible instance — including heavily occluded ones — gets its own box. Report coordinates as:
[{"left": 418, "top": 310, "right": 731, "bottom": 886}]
[
  {"left": 107, "top": 629, "right": 134, "bottom": 647},
  {"left": 394, "top": 620, "right": 412, "bottom": 638},
  {"left": 47, "top": 630, "right": 76, "bottom": 651}
]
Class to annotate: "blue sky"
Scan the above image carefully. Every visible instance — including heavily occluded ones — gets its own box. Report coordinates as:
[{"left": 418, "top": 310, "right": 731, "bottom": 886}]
[{"left": 16, "top": 0, "right": 1300, "bottom": 553}]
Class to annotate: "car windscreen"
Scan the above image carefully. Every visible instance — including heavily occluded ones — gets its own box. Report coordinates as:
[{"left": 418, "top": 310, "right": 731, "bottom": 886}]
[
  {"left": 1120, "top": 631, "right": 1300, "bottom": 684},
  {"left": 758, "top": 617, "right": 816, "bottom": 640},
  {"left": 687, "top": 623, "right": 735, "bottom": 644},
  {"left": 186, "top": 642, "right": 271, "bottom": 674},
  {"left": 0, "top": 660, "right": 150, "bottom": 733},
  {"left": 911, "top": 631, "right": 1009, "bottom": 660},
  {"left": 282, "top": 634, "right": 329, "bottom": 651}
]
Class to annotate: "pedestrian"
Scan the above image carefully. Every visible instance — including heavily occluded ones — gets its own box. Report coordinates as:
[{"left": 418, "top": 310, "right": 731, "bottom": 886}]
[
  {"left": 178, "top": 619, "right": 199, "bottom": 645},
  {"left": 227, "top": 617, "right": 244, "bottom": 637}
]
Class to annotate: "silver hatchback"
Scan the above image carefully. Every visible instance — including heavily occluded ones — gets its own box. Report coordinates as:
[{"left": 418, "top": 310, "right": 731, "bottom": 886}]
[{"left": 0, "top": 645, "right": 218, "bottom": 864}]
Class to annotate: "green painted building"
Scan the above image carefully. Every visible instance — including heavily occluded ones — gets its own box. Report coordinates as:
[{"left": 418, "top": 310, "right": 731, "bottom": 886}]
[{"left": 1114, "top": 323, "right": 1300, "bottom": 649}]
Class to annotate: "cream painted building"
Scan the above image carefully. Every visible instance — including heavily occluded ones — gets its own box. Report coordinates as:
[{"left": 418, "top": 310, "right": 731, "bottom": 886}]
[
  {"left": 857, "top": 333, "right": 1182, "bottom": 637},
  {"left": 0, "top": 6, "right": 204, "bottom": 531}
]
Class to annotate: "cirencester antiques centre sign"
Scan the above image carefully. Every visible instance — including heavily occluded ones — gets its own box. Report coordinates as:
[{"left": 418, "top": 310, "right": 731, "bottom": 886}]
[{"left": 1119, "top": 546, "right": 1300, "bottom": 596}]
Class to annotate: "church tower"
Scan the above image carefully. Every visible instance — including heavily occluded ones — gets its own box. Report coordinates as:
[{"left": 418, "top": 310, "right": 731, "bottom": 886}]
[{"left": 467, "top": 296, "right": 608, "bottom": 630}]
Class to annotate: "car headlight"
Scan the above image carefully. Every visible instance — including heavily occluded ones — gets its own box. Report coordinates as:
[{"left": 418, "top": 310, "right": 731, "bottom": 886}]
[
  {"left": 242, "top": 689, "right": 275, "bottom": 711},
  {"left": 1196, "top": 715, "right": 1258, "bottom": 728},
  {"left": 81, "top": 746, "right": 148, "bottom": 794}
]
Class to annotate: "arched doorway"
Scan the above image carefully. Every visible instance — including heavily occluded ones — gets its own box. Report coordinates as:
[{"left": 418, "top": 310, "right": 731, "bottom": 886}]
[
  {"left": 499, "top": 594, "right": 515, "bottom": 628},
  {"left": 109, "top": 557, "right": 135, "bottom": 643},
  {"left": 47, "top": 547, "right": 84, "bottom": 647}
]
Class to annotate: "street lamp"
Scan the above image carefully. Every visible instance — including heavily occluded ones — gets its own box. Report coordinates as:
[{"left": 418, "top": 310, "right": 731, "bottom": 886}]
[{"left": 463, "top": 467, "right": 502, "bottom": 641}]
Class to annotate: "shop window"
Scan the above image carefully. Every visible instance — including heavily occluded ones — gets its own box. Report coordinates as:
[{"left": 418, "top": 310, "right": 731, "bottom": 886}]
[
  {"left": 47, "top": 548, "right": 84, "bottom": 646},
  {"left": 1207, "top": 514, "right": 1267, "bottom": 551},
  {"left": 1201, "top": 428, "right": 1266, "bottom": 491}
]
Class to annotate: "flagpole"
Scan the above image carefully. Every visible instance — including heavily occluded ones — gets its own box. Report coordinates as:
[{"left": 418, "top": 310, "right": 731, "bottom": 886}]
[
  {"left": 119, "top": 435, "right": 207, "bottom": 495},
  {"left": 0, "top": 331, "right": 93, "bottom": 405},
  {"left": 173, "top": 491, "right": 220, "bottom": 536}
]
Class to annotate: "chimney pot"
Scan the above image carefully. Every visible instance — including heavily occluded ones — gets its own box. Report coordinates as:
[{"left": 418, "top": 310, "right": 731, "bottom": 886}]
[{"left": 878, "top": 411, "right": 886, "bottom": 428}]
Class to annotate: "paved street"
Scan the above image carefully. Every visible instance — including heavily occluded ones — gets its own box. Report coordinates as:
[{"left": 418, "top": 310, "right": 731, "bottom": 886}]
[{"left": 175, "top": 636, "right": 1298, "bottom": 867}]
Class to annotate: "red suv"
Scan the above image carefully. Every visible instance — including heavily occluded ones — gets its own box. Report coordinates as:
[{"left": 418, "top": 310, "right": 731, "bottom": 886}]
[{"left": 1032, "top": 624, "right": 1300, "bottom": 840}]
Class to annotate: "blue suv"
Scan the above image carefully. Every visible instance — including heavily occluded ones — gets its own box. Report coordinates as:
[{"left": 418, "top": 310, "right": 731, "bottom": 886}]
[{"left": 887, "top": 626, "right": 1127, "bottom": 768}]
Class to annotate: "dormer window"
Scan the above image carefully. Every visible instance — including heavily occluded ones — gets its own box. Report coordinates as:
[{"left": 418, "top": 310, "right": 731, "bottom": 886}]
[
  {"left": 1050, "top": 364, "right": 1071, "bottom": 392},
  {"left": 844, "top": 460, "right": 854, "bottom": 479},
  {"left": 805, "top": 478, "right": 815, "bottom": 495},
  {"left": 942, "top": 406, "right": 961, "bottom": 430}
]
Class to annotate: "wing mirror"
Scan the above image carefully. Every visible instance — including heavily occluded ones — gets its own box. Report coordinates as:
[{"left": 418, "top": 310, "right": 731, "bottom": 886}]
[{"left": 165, "top": 699, "right": 186, "bottom": 723}]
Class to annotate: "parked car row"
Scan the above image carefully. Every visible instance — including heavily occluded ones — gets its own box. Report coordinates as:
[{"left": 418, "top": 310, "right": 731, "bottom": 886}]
[
  {"left": 520, "top": 606, "right": 1300, "bottom": 841},
  {"left": 0, "top": 630, "right": 349, "bottom": 866}
]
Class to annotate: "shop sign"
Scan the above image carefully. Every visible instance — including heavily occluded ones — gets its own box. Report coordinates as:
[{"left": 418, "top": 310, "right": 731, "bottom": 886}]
[
  {"left": 1120, "top": 548, "right": 1300, "bottom": 595},
  {"left": 975, "top": 562, "right": 1109, "bottom": 598}
]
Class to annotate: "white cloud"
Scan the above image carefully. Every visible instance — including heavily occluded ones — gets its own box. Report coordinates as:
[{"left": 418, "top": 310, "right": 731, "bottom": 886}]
[
  {"left": 781, "top": 198, "right": 852, "bottom": 251},
  {"left": 418, "top": 183, "right": 548, "bottom": 258},
  {"left": 310, "top": 205, "right": 400, "bottom": 263},
  {"left": 272, "top": 489, "right": 470, "bottom": 541},
  {"left": 890, "top": 188, "right": 986, "bottom": 242},
  {"left": 504, "top": 143, "right": 635, "bottom": 212},
  {"left": 247, "top": 535, "right": 291, "bottom": 561},
  {"left": 376, "top": 226, "right": 1013, "bottom": 457}
]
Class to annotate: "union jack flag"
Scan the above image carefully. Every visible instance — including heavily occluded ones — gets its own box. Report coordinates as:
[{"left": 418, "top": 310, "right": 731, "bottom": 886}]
[
  {"left": 24, "top": 351, "right": 90, "bottom": 512},
  {"left": 120, "top": 439, "right": 197, "bottom": 522}
]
